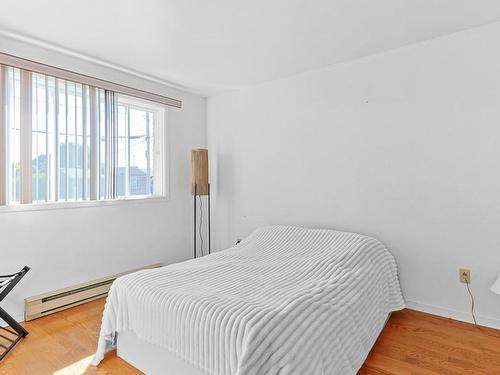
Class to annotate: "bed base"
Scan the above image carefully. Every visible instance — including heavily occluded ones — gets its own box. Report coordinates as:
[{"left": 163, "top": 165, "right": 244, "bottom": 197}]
[
  {"left": 117, "top": 331, "right": 207, "bottom": 375},
  {"left": 116, "top": 312, "right": 393, "bottom": 375}
]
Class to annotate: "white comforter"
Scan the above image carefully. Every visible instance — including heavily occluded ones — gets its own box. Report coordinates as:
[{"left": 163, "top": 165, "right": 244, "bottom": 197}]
[{"left": 93, "top": 226, "right": 405, "bottom": 374}]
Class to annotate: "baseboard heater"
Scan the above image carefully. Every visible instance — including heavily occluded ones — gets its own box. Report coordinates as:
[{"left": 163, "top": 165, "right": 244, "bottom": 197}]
[{"left": 24, "top": 263, "right": 161, "bottom": 321}]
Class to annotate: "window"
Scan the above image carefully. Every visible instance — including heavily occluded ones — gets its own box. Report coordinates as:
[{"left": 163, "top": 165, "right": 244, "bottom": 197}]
[
  {"left": 116, "top": 96, "right": 164, "bottom": 198},
  {"left": 0, "top": 65, "right": 167, "bottom": 207}
]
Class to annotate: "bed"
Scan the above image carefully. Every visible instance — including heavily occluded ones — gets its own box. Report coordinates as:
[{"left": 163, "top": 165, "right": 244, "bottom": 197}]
[{"left": 92, "top": 225, "right": 405, "bottom": 374}]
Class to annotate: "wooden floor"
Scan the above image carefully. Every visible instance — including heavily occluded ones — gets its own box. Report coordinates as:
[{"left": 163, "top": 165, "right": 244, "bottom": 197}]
[{"left": 1, "top": 299, "right": 500, "bottom": 375}]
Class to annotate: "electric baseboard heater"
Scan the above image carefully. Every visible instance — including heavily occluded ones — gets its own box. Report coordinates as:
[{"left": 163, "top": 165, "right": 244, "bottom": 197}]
[{"left": 24, "top": 264, "right": 161, "bottom": 321}]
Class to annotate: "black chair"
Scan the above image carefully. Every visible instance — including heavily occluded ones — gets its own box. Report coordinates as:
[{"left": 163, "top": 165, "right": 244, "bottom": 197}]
[{"left": 0, "top": 266, "right": 30, "bottom": 361}]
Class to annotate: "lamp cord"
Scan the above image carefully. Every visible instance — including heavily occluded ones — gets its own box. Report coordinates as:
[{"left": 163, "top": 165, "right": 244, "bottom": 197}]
[
  {"left": 465, "top": 280, "right": 477, "bottom": 326},
  {"left": 463, "top": 280, "right": 500, "bottom": 338},
  {"left": 199, "top": 195, "right": 203, "bottom": 256}
]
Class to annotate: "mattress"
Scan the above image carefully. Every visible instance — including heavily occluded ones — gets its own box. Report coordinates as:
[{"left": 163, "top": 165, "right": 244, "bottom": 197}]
[{"left": 93, "top": 225, "right": 405, "bottom": 374}]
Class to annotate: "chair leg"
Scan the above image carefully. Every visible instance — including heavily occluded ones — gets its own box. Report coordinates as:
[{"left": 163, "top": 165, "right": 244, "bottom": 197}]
[
  {"left": 0, "top": 266, "right": 30, "bottom": 360},
  {"left": 0, "top": 328, "right": 24, "bottom": 361},
  {"left": 0, "top": 307, "right": 28, "bottom": 337}
]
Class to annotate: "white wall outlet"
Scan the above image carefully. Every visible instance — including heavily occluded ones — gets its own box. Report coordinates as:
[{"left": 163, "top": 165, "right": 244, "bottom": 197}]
[{"left": 459, "top": 268, "right": 471, "bottom": 284}]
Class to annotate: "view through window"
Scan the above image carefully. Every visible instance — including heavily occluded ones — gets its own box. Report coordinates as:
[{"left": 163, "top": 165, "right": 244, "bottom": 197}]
[{"left": 1, "top": 66, "right": 166, "bottom": 206}]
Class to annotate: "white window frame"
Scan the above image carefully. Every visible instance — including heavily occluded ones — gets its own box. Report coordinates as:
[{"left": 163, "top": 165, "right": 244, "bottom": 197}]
[
  {"left": 115, "top": 94, "right": 168, "bottom": 201},
  {"left": 0, "top": 65, "right": 5, "bottom": 207},
  {"left": 0, "top": 52, "right": 179, "bottom": 212},
  {"left": 0, "top": 78, "right": 169, "bottom": 213}
]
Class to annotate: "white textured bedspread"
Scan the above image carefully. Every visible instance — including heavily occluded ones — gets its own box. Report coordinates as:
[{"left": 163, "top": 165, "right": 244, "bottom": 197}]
[{"left": 93, "top": 226, "right": 405, "bottom": 374}]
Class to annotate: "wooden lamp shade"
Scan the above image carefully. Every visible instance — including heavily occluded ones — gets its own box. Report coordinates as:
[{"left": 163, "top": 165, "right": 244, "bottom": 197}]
[{"left": 191, "top": 149, "right": 209, "bottom": 195}]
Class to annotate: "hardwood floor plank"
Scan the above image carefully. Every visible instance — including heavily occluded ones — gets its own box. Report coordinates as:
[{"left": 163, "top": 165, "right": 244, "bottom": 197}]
[
  {"left": 1, "top": 298, "right": 499, "bottom": 375},
  {"left": 0, "top": 299, "right": 141, "bottom": 375},
  {"left": 359, "top": 310, "right": 500, "bottom": 375},
  {"left": 357, "top": 366, "right": 392, "bottom": 375},
  {"left": 376, "top": 330, "right": 492, "bottom": 371},
  {"left": 362, "top": 352, "right": 442, "bottom": 375},
  {"left": 369, "top": 337, "right": 488, "bottom": 375}
]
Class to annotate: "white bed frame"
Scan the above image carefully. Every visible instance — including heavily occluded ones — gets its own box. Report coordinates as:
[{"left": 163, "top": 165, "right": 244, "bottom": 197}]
[
  {"left": 117, "top": 312, "right": 393, "bottom": 375},
  {"left": 117, "top": 331, "right": 207, "bottom": 375}
]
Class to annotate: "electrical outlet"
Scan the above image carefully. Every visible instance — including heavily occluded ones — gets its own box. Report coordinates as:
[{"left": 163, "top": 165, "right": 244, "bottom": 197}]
[{"left": 459, "top": 269, "right": 471, "bottom": 284}]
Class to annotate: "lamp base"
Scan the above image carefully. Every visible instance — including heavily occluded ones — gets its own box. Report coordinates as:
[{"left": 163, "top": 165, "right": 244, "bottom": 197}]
[{"left": 193, "top": 184, "right": 211, "bottom": 258}]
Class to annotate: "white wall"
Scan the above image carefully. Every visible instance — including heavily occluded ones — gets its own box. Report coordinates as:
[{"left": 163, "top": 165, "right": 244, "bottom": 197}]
[
  {"left": 0, "top": 36, "right": 206, "bottom": 321},
  {"left": 208, "top": 22, "right": 500, "bottom": 328}
]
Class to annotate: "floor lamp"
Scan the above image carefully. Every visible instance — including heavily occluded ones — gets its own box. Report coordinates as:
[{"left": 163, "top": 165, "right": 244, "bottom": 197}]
[{"left": 191, "top": 149, "right": 211, "bottom": 258}]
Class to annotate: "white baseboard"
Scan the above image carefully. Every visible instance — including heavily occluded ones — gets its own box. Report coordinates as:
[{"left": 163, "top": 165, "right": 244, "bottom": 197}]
[{"left": 406, "top": 300, "right": 500, "bottom": 329}]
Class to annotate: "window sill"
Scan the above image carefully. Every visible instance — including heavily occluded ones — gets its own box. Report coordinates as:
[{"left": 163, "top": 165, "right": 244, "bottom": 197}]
[{"left": 0, "top": 196, "right": 169, "bottom": 213}]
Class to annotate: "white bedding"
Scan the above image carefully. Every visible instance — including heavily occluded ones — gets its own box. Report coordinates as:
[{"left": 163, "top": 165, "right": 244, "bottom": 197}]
[{"left": 93, "top": 225, "right": 405, "bottom": 374}]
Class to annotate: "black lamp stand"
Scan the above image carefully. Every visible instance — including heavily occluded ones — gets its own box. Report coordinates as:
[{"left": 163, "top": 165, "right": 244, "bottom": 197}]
[{"left": 193, "top": 183, "right": 211, "bottom": 258}]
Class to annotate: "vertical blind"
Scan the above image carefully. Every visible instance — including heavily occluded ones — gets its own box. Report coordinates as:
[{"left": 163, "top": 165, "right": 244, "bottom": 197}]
[{"left": 0, "top": 58, "right": 169, "bottom": 206}]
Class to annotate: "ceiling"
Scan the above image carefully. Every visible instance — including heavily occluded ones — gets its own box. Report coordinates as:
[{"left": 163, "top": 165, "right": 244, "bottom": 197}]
[{"left": 1, "top": 0, "right": 500, "bottom": 95}]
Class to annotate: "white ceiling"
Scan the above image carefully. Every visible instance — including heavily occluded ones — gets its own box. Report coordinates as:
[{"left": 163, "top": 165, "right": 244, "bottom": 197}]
[{"left": 1, "top": 0, "right": 500, "bottom": 95}]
